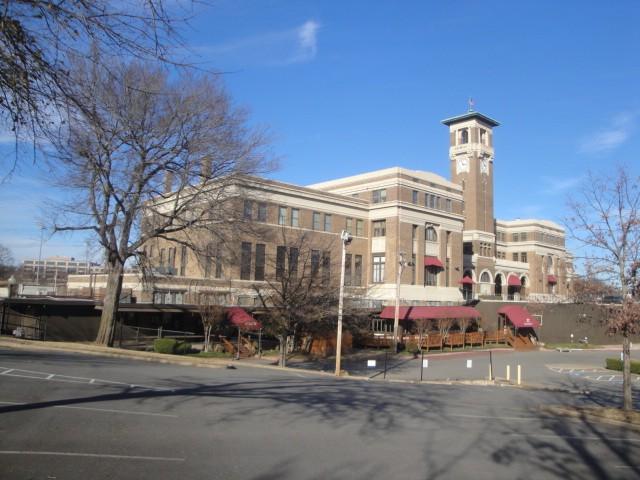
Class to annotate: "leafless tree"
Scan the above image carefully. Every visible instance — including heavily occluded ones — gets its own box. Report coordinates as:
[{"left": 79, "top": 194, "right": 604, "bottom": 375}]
[
  {"left": 1, "top": 0, "right": 200, "bottom": 172},
  {"left": 435, "top": 317, "right": 456, "bottom": 339},
  {"left": 47, "top": 55, "right": 277, "bottom": 347},
  {"left": 0, "top": 243, "right": 14, "bottom": 278},
  {"left": 197, "top": 295, "right": 226, "bottom": 353},
  {"left": 251, "top": 229, "right": 367, "bottom": 367},
  {"left": 565, "top": 164, "right": 640, "bottom": 410}
]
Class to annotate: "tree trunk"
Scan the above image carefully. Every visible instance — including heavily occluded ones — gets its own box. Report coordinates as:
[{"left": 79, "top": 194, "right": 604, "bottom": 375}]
[
  {"left": 622, "top": 334, "right": 633, "bottom": 411},
  {"left": 204, "top": 325, "right": 211, "bottom": 353},
  {"left": 95, "top": 260, "right": 125, "bottom": 347},
  {"left": 278, "top": 335, "right": 287, "bottom": 367}
]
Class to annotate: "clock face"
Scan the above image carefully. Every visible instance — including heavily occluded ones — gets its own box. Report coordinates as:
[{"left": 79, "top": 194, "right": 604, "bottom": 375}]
[
  {"left": 480, "top": 158, "right": 488, "bottom": 173},
  {"left": 457, "top": 158, "right": 468, "bottom": 172}
]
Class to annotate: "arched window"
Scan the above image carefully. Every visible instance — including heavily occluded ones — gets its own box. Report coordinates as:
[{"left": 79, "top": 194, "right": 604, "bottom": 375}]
[
  {"left": 547, "top": 256, "right": 553, "bottom": 266},
  {"left": 480, "top": 271, "right": 490, "bottom": 283},
  {"left": 425, "top": 226, "right": 438, "bottom": 242},
  {"left": 460, "top": 129, "right": 469, "bottom": 144}
]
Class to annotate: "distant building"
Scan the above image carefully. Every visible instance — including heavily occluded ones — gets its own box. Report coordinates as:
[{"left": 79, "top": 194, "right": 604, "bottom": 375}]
[{"left": 21, "top": 256, "right": 102, "bottom": 277}]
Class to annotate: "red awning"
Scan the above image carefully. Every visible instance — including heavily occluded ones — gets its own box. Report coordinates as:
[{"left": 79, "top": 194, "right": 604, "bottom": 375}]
[
  {"left": 507, "top": 275, "right": 522, "bottom": 287},
  {"left": 380, "top": 306, "right": 481, "bottom": 320},
  {"left": 458, "top": 276, "right": 475, "bottom": 285},
  {"left": 379, "top": 306, "right": 412, "bottom": 320},
  {"left": 547, "top": 275, "right": 558, "bottom": 284},
  {"left": 424, "top": 256, "right": 444, "bottom": 268},
  {"left": 499, "top": 305, "right": 540, "bottom": 328},
  {"left": 410, "top": 306, "right": 481, "bottom": 320},
  {"left": 226, "top": 307, "right": 261, "bottom": 330}
]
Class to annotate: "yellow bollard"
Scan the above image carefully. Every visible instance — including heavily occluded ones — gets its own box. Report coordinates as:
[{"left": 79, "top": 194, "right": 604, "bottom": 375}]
[
  {"left": 517, "top": 365, "right": 521, "bottom": 385},
  {"left": 506, "top": 365, "right": 510, "bottom": 381}
]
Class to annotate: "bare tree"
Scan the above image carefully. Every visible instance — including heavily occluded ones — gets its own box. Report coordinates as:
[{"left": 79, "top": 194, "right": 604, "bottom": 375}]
[
  {"left": 1, "top": 0, "right": 199, "bottom": 169},
  {"left": 565, "top": 164, "right": 640, "bottom": 410},
  {"left": 48, "top": 55, "right": 277, "bottom": 347},
  {"left": 0, "top": 243, "right": 14, "bottom": 278},
  {"left": 197, "top": 295, "right": 226, "bottom": 353},
  {"left": 251, "top": 229, "right": 366, "bottom": 367}
]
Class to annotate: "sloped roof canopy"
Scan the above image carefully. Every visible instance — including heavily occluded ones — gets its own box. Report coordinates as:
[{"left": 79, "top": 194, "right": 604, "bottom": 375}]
[
  {"left": 424, "top": 256, "right": 444, "bottom": 268},
  {"left": 507, "top": 275, "right": 522, "bottom": 287},
  {"left": 380, "top": 306, "right": 481, "bottom": 320},
  {"left": 226, "top": 307, "right": 261, "bottom": 330},
  {"left": 499, "top": 305, "right": 540, "bottom": 328}
]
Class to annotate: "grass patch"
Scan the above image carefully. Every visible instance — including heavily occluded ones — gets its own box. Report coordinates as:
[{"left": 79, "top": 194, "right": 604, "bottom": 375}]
[{"left": 544, "top": 342, "right": 599, "bottom": 350}]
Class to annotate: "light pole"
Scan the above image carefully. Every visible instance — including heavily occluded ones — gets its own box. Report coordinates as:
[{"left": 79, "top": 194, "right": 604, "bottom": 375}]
[
  {"left": 393, "top": 252, "right": 414, "bottom": 354},
  {"left": 3, "top": 274, "right": 17, "bottom": 334},
  {"left": 36, "top": 221, "right": 44, "bottom": 285},
  {"left": 335, "top": 230, "right": 352, "bottom": 376}
]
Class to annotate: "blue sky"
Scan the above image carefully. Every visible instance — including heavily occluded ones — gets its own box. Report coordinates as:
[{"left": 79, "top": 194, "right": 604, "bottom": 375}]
[{"left": 1, "top": 0, "right": 639, "bottom": 264}]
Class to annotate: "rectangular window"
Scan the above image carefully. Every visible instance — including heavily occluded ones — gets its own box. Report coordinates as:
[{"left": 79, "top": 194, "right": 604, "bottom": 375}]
[
  {"left": 512, "top": 252, "right": 519, "bottom": 262},
  {"left": 243, "top": 200, "right": 253, "bottom": 220},
  {"left": 356, "top": 219, "right": 363, "bottom": 236},
  {"left": 289, "top": 247, "right": 299, "bottom": 276},
  {"left": 446, "top": 199, "right": 452, "bottom": 212},
  {"left": 240, "top": 242, "right": 252, "bottom": 280},
  {"left": 436, "top": 196, "right": 441, "bottom": 210},
  {"left": 312, "top": 212, "right": 320, "bottom": 230},
  {"left": 521, "top": 252, "right": 527, "bottom": 263},
  {"left": 276, "top": 246, "right": 286, "bottom": 280},
  {"left": 429, "top": 194, "right": 435, "bottom": 209},
  {"left": 291, "top": 208, "right": 299, "bottom": 227},
  {"left": 215, "top": 243, "right": 223, "bottom": 279},
  {"left": 372, "top": 254, "right": 385, "bottom": 283},
  {"left": 322, "top": 251, "right": 331, "bottom": 281},
  {"left": 512, "top": 233, "right": 519, "bottom": 242},
  {"left": 323, "top": 214, "right": 332, "bottom": 232},
  {"left": 520, "top": 232, "right": 527, "bottom": 242},
  {"left": 311, "top": 250, "right": 320, "bottom": 277},
  {"left": 344, "top": 253, "right": 352, "bottom": 286},
  {"left": 354, "top": 255, "right": 363, "bottom": 286},
  {"left": 278, "top": 206, "right": 287, "bottom": 226},
  {"left": 168, "top": 247, "right": 176, "bottom": 268},
  {"left": 204, "top": 244, "right": 212, "bottom": 278},
  {"left": 255, "top": 244, "right": 266, "bottom": 281},
  {"left": 345, "top": 217, "right": 353, "bottom": 235},
  {"left": 412, "top": 190, "right": 419, "bottom": 204},
  {"left": 372, "top": 189, "right": 387, "bottom": 203},
  {"left": 425, "top": 267, "right": 438, "bottom": 286},
  {"left": 373, "top": 220, "right": 386, "bottom": 237},
  {"left": 159, "top": 249, "right": 165, "bottom": 266},
  {"left": 180, "top": 246, "right": 187, "bottom": 276},
  {"left": 257, "top": 203, "right": 267, "bottom": 222}
]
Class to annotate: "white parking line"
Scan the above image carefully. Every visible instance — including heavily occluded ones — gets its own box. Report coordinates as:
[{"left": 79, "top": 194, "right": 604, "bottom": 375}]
[
  {"left": 0, "top": 401, "right": 178, "bottom": 417},
  {"left": 511, "top": 433, "right": 640, "bottom": 442},
  {"left": 0, "top": 366, "right": 173, "bottom": 391},
  {"left": 0, "top": 451, "right": 185, "bottom": 461}
]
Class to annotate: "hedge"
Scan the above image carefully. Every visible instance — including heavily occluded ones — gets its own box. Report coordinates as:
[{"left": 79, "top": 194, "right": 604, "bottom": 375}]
[
  {"left": 153, "top": 338, "right": 192, "bottom": 355},
  {"left": 606, "top": 358, "right": 640, "bottom": 375}
]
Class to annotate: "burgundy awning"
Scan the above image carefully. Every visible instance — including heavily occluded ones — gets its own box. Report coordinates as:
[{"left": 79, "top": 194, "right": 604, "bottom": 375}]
[
  {"left": 379, "top": 306, "right": 412, "bottom": 319},
  {"left": 458, "top": 276, "right": 475, "bottom": 285},
  {"left": 499, "top": 305, "right": 540, "bottom": 328},
  {"left": 424, "top": 256, "right": 444, "bottom": 268},
  {"left": 507, "top": 275, "right": 522, "bottom": 287},
  {"left": 409, "top": 306, "right": 481, "bottom": 320},
  {"left": 226, "top": 307, "right": 261, "bottom": 330},
  {"left": 547, "top": 275, "right": 558, "bottom": 284},
  {"left": 380, "top": 306, "right": 481, "bottom": 320}
]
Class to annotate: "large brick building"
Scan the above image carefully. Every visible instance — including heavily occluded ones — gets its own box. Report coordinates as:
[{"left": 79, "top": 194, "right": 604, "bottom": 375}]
[{"left": 68, "top": 109, "right": 573, "bottom": 310}]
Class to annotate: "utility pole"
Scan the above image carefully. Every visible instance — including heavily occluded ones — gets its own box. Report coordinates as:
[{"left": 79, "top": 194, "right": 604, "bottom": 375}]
[{"left": 335, "top": 230, "right": 352, "bottom": 376}]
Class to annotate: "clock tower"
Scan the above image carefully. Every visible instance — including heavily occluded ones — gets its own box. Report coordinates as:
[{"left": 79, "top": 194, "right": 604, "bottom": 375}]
[{"left": 442, "top": 110, "right": 500, "bottom": 234}]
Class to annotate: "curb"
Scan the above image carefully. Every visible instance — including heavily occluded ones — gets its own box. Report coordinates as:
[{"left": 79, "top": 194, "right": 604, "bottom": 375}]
[{"left": 540, "top": 405, "right": 640, "bottom": 432}]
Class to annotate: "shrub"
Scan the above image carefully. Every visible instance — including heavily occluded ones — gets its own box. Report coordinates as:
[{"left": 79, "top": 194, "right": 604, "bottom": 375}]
[
  {"left": 152, "top": 338, "right": 192, "bottom": 355},
  {"left": 405, "top": 340, "right": 420, "bottom": 354},
  {"left": 606, "top": 358, "right": 640, "bottom": 374}
]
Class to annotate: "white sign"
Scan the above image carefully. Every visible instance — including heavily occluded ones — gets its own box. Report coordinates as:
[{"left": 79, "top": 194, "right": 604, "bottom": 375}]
[
  {"left": 367, "top": 359, "right": 376, "bottom": 368},
  {"left": 422, "top": 359, "right": 429, "bottom": 368},
  {"left": 467, "top": 359, "right": 473, "bottom": 369}
]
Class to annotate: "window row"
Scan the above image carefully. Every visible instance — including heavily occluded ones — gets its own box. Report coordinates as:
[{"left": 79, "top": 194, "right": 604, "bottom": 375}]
[{"left": 411, "top": 190, "right": 453, "bottom": 212}]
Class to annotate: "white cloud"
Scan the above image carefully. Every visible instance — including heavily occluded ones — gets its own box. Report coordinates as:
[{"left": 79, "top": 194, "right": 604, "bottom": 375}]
[
  {"left": 197, "top": 20, "right": 320, "bottom": 66},
  {"left": 579, "top": 112, "right": 636, "bottom": 154}
]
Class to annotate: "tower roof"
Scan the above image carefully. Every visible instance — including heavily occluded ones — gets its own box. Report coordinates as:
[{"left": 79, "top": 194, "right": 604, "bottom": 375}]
[{"left": 441, "top": 110, "right": 500, "bottom": 127}]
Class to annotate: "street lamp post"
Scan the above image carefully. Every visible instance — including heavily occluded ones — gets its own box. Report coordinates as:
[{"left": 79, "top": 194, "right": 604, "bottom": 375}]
[
  {"left": 335, "top": 230, "right": 352, "bottom": 376},
  {"left": 36, "top": 221, "right": 44, "bottom": 285},
  {"left": 393, "top": 252, "right": 414, "bottom": 354}
]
